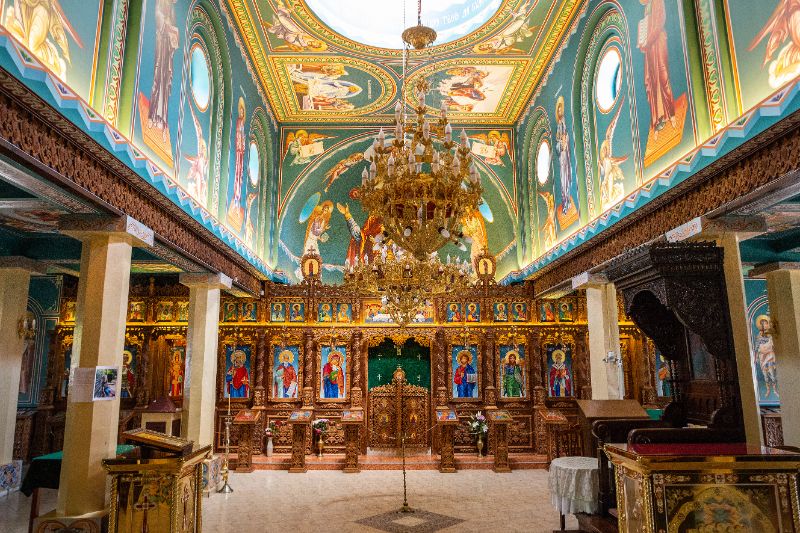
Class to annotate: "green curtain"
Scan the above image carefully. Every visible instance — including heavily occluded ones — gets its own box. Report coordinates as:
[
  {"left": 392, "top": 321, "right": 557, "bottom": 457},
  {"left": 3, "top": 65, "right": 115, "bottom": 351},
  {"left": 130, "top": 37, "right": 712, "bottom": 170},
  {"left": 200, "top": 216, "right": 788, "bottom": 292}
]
[{"left": 367, "top": 338, "right": 430, "bottom": 390}]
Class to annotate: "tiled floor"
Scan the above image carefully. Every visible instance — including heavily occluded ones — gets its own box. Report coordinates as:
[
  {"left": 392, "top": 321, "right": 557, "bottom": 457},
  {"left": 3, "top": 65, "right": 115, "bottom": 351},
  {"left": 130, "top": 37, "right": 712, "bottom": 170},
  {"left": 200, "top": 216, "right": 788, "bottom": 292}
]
[{"left": 1, "top": 470, "right": 579, "bottom": 532}]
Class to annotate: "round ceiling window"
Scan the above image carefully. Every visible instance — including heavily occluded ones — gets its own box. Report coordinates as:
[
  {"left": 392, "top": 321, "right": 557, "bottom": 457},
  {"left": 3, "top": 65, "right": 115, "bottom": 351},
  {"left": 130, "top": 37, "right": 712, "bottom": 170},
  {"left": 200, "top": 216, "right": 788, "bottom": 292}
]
[
  {"left": 595, "top": 47, "right": 622, "bottom": 113},
  {"left": 190, "top": 44, "right": 211, "bottom": 112},
  {"left": 536, "top": 139, "right": 551, "bottom": 185},
  {"left": 305, "top": 0, "right": 502, "bottom": 49},
  {"left": 248, "top": 142, "right": 260, "bottom": 187}
]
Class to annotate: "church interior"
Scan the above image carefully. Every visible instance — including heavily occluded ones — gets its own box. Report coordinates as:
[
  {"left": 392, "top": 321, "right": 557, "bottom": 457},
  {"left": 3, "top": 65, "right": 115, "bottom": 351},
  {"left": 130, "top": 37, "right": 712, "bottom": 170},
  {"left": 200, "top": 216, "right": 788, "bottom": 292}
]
[{"left": 0, "top": 0, "right": 799, "bottom": 531}]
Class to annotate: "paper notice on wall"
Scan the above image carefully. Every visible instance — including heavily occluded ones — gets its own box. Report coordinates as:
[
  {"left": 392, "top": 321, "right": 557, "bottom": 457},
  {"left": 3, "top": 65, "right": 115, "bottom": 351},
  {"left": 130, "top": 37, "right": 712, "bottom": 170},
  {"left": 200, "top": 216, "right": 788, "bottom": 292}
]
[
  {"left": 68, "top": 367, "right": 95, "bottom": 403},
  {"left": 471, "top": 141, "right": 496, "bottom": 159},
  {"left": 299, "top": 141, "right": 324, "bottom": 159}
]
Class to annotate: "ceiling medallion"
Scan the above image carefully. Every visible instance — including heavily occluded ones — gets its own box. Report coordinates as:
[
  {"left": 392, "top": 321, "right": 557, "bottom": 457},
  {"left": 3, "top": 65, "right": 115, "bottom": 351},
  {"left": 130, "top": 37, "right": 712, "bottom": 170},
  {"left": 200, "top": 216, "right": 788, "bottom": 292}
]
[{"left": 402, "top": 0, "right": 437, "bottom": 50}]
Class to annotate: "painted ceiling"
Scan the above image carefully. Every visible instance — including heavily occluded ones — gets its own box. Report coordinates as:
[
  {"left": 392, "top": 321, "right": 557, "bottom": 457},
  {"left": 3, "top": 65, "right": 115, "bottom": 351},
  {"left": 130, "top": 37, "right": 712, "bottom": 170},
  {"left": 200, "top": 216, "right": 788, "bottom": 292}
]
[{"left": 227, "top": 0, "right": 583, "bottom": 124}]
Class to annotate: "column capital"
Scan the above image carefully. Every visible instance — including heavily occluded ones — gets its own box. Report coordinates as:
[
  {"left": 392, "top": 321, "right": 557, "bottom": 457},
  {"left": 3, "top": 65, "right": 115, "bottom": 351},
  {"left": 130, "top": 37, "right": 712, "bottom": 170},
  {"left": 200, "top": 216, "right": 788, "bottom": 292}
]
[
  {"left": 179, "top": 272, "right": 233, "bottom": 290},
  {"left": 0, "top": 256, "right": 47, "bottom": 274},
  {"left": 59, "top": 214, "right": 154, "bottom": 247},
  {"left": 571, "top": 271, "right": 609, "bottom": 290},
  {"left": 666, "top": 215, "right": 767, "bottom": 242},
  {"left": 749, "top": 262, "right": 800, "bottom": 278}
]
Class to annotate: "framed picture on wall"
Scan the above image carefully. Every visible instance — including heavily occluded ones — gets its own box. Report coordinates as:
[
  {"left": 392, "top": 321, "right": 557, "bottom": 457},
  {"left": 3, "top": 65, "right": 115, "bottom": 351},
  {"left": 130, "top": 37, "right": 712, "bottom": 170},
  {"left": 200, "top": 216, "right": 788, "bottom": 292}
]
[
  {"left": 336, "top": 303, "right": 352, "bottom": 323},
  {"left": 167, "top": 345, "right": 186, "bottom": 399},
  {"left": 270, "top": 302, "right": 287, "bottom": 322},
  {"left": 271, "top": 343, "right": 301, "bottom": 401},
  {"left": 222, "top": 302, "right": 238, "bottom": 322},
  {"left": 177, "top": 301, "right": 189, "bottom": 322},
  {"left": 222, "top": 344, "right": 252, "bottom": 400},
  {"left": 498, "top": 344, "right": 526, "bottom": 399},
  {"left": 450, "top": 344, "right": 480, "bottom": 400},
  {"left": 446, "top": 303, "right": 463, "bottom": 322},
  {"left": 288, "top": 302, "right": 305, "bottom": 322},
  {"left": 558, "top": 301, "right": 574, "bottom": 322},
  {"left": 317, "top": 302, "right": 334, "bottom": 323},
  {"left": 156, "top": 301, "right": 174, "bottom": 322},
  {"left": 128, "top": 300, "right": 146, "bottom": 322},
  {"left": 465, "top": 302, "right": 480, "bottom": 322},
  {"left": 493, "top": 302, "right": 509, "bottom": 322},
  {"left": 318, "top": 344, "right": 348, "bottom": 401},
  {"left": 511, "top": 302, "right": 528, "bottom": 322},
  {"left": 546, "top": 343, "right": 574, "bottom": 398},
  {"left": 241, "top": 302, "right": 257, "bottom": 322},
  {"left": 540, "top": 302, "right": 556, "bottom": 322}
]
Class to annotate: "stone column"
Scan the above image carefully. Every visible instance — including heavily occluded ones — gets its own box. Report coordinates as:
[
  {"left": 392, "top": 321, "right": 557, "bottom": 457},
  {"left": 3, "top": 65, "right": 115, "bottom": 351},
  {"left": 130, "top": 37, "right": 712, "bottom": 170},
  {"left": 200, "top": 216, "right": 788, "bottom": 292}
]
[
  {"left": 752, "top": 263, "right": 800, "bottom": 446},
  {"left": 668, "top": 216, "right": 766, "bottom": 445},
  {"left": 179, "top": 273, "right": 231, "bottom": 447},
  {"left": 0, "top": 257, "right": 45, "bottom": 466},
  {"left": 572, "top": 273, "right": 621, "bottom": 399},
  {"left": 57, "top": 216, "right": 153, "bottom": 517}
]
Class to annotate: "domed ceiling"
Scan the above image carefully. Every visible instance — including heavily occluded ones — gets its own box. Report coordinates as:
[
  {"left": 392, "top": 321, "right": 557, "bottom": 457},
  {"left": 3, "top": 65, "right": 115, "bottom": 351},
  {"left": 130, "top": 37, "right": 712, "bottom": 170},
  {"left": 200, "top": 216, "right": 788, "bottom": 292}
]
[{"left": 227, "top": 0, "right": 583, "bottom": 124}]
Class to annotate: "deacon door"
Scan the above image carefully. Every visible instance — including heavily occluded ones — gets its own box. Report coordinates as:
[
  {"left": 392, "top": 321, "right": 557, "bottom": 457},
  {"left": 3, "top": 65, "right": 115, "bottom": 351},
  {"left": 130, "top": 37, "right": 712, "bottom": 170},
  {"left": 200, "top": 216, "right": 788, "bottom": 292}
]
[{"left": 367, "top": 340, "right": 431, "bottom": 450}]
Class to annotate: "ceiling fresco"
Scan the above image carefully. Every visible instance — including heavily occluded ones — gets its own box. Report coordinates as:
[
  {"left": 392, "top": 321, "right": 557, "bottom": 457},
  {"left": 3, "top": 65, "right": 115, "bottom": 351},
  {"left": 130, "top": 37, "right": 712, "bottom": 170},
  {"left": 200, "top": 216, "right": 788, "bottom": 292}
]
[{"left": 226, "top": 0, "right": 584, "bottom": 124}]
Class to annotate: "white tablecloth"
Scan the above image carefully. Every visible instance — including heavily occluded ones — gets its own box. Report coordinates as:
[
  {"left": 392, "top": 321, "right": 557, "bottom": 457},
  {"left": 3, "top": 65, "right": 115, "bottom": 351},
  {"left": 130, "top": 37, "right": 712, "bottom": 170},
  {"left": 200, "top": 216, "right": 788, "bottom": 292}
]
[{"left": 548, "top": 456, "right": 599, "bottom": 515}]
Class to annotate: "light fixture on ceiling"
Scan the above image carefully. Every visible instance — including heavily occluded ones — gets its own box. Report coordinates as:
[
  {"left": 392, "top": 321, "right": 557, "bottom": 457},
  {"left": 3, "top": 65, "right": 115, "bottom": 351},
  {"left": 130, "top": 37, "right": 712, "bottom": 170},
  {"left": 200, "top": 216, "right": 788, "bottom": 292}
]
[{"left": 402, "top": 0, "right": 437, "bottom": 50}]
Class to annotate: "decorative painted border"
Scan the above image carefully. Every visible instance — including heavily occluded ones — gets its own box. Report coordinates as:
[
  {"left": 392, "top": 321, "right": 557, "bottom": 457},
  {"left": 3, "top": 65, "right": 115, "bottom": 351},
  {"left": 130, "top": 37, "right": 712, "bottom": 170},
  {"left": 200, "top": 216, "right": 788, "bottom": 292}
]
[{"left": 0, "top": 28, "right": 287, "bottom": 286}]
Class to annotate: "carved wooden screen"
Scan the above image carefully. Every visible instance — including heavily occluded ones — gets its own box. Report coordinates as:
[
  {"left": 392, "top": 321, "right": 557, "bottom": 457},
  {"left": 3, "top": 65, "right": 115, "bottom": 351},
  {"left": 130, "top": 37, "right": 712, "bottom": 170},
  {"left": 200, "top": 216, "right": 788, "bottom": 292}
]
[{"left": 368, "top": 369, "right": 430, "bottom": 450}]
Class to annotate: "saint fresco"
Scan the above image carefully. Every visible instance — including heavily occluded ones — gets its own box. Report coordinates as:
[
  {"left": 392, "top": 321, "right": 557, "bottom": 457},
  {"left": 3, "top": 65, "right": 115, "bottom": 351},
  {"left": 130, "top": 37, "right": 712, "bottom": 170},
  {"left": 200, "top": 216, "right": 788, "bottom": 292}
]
[
  {"left": 273, "top": 346, "right": 300, "bottom": 399},
  {"left": 452, "top": 346, "right": 479, "bottom": 399},
  {"left": 320, "top": 345, "right": 347, "bottom": 399},
  {"left": 433, "top": 66, "right": 513, "bottom": 114},
  {"left": 225, "top": 346, "right": 251, "bottom": 399},
  {"left": 499, "top": 345, "right": 526, "bottom": 398}
]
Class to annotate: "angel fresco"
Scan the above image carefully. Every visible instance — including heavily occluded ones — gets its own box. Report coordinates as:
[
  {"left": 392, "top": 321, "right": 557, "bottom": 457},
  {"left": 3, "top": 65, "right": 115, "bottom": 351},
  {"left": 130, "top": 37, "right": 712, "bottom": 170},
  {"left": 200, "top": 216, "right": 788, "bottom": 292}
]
[
  {"left": 284, "top": 130, "right": 330, "bottom": 166},
  {"left": 184, "top": 103, "right": 209, "bottom": 205},
  {"left": 324, "top": 153, "right": 364, "bottom": 192},
  {"left": 460, "top": 208, "right": 488, "bottom": 268},
  {"left": 598, "top": 98, "right": 627, "bottom": 211},
  {"left": 265, "top": 2, "right": 327, "bottom": 52},
  {"left": 3, "top": 0, "right": 83, "bottom": 80},
  {"left": 749, "top": 0, "right": 800, "bottom": 90},
  {"left": 472, "top": 3, "right": 537, "bottom": 55},
  {"left": 470, "top": 131, "right": 510, "bottom": 166},
  {"left": 337, "top": 202, "right": 383, "bottom": 266},
  {"left": 304, "top": 200, "right": 333, "bottom": 256}
]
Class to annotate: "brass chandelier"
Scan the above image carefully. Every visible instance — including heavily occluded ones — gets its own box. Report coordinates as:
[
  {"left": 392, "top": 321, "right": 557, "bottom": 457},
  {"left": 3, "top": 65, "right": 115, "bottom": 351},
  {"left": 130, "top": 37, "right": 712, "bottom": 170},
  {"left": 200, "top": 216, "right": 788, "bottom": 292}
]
[
  {"left": 343, "top": 246, "right": 474, "bottom": 326},
  {"left": 341, "top": 0, "right": 486, "bottom": 325},
  {"left": 359, "top": 80, "right": 483, "bottom": 260}
]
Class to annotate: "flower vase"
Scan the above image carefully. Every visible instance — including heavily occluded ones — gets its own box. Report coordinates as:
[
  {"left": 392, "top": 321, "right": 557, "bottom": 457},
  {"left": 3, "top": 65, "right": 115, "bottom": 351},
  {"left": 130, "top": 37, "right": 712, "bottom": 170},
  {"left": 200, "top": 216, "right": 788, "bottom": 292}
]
[
  {"left": 318, "top": 435, "right": 325, "bottom": 458},
  {"left": 266, "top": 436, "right": 274, "bottom": 457},
  {"left": 477, "top": 434, "right": 484, "bottom": 458}
]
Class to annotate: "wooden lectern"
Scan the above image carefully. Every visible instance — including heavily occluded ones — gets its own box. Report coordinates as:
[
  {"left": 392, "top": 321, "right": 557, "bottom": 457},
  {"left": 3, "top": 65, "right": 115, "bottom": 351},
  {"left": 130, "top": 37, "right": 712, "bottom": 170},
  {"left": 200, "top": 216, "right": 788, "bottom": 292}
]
[
  {"left": 104, "top": 429, "right": 209, "bottom": 533},
  {"left": 575, "top": 400, "right": 649, "bottom": 457},
  {"left": 487, "top": 410, "right": 513, "bottom": 473},
  {"left": 341, "top": 410, "right": 364, "bottom": 473},
  {"left": 288, "top": 410, "right": 312, "bottom": 473},
  {"left": 436, "top": 409, "right": 459, "bottom": 473},
  {"left": 233, "top": 409, "right": 261, "bottom": 473}
]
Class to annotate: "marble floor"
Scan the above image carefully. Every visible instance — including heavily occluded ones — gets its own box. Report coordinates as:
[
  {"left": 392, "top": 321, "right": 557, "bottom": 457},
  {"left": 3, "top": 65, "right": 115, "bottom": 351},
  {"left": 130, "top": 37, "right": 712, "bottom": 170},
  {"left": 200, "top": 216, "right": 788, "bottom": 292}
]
[{"left": 1, "top": 470, "right": 579, "bottom": 532}]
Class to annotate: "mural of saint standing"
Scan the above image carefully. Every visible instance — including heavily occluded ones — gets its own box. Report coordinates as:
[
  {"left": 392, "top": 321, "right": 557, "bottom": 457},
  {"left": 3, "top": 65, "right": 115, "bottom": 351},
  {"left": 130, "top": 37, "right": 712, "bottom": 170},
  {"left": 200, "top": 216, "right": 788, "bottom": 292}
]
[
  {"left": 168, "top": 347, "right": 184, "bottom": 397},
  {"left": 638, "top": 0, "right": 677, "bottom": 141},
  {"left": 598, "top": 99, "right": 627, "bottom": 211},
  {"left": 121, "top": 349, "right": 135, "bottom": 399},
  {"left": 273, "top": 347, "right": 299, "bottom": 399},
  {"left": 266, "top": 3, "right": 327, "bottom": 52},
  {"left": 148, "top": 0, "right": 179, "bottom": 139},
  {"left": 227, "top": 97, "right": 247, "bottom": 232},
  {"left": 461, "top": 209, "right": 488, "bottom": 269},
  {"left": 749, "top": 0, "right": 800, "bottom": 89},
  {"left": 453, "top": 348, "right": 478, "bottom": 398},
  {"left": 3, "top": 0, "right": 83, "bottom": 80},
  {"left": 753, "top": 314, "right": 778, "bottom": 400},
  {"left": 555, "top": 96, "right": 576, "bottom": 220},
  {"left": 321, "top": 348, "right": 346, "bottom": 399},
  {"left": 538, "top": 191, "right": 556, "bottom": 250},
  {"left": 226, "top": 348, "right": 250, "bottom": 398}
]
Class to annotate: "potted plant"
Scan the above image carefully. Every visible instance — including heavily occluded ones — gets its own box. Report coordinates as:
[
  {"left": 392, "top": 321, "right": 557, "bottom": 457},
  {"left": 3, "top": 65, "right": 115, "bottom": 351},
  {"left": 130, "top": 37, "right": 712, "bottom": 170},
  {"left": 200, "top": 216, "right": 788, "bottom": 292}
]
[
  {"left": 264, "top": 420, "right": 282, "bottom": 457},
  {"left": 469, "top": 411, "right": 489, "bottom": 457},
  {"left": 312, "top": 418, "right": 329, "bottom": 457}
]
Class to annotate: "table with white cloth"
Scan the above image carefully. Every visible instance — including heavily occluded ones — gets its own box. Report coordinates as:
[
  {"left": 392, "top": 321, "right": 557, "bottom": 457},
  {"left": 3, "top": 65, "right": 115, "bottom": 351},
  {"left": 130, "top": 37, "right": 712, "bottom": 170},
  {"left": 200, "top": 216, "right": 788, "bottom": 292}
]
[{"left": 548, "top": 456, "right": 599, "bottom": 531}]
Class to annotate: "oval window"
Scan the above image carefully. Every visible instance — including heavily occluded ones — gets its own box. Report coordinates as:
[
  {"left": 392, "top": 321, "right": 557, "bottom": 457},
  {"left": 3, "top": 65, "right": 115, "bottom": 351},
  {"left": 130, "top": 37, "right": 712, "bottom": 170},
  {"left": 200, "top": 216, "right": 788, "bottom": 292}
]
[
  {"left": 595, "top": 47, "right": 622, "bottom": 113},
  {"left": 536, "top": 139, "right": 551, "bottom": 185},
  {"left": 190, "top": 44, "right": 211, "bottom": 112},
  {"left": 248, "top": 142, "right": 260, "bottom": 187}
]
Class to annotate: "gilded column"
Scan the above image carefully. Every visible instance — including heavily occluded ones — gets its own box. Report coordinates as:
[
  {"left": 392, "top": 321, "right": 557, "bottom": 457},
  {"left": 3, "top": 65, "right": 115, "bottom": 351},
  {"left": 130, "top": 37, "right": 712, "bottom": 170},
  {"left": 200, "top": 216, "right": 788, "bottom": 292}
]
[
  {"left": 484, "top": 329, "right": 497, "bottom": 408},
  {"left": 434, "top": 328, "right": 448, "bottom": 408},
  {"left": 302, "top": 328, "right": 315, "bottom": 408},
  {"left": 253, "top": 329, "right": 267, "bottom": 407},
  {"left": 350, "top": 329, "right": 363, "bottom": 410}
]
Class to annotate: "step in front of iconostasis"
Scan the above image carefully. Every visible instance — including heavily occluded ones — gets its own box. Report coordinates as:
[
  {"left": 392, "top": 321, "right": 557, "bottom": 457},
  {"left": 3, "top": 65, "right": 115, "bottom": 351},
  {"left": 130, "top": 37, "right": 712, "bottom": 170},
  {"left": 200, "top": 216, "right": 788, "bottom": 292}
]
[{"left": 243, "top": 453, "right": 548, "bottom": 471}]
